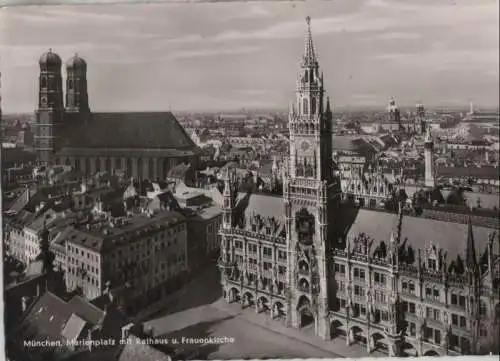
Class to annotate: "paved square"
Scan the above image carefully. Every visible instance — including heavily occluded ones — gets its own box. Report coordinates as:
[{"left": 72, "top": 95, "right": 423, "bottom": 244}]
[{"left": 143, "top": 264, "right": 381, "bottom": 359}]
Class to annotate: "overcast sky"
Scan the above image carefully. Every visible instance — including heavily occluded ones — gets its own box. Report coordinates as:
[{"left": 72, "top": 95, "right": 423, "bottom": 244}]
[{"left": 0, "top": 0, "right": 498, "bottom": 113}]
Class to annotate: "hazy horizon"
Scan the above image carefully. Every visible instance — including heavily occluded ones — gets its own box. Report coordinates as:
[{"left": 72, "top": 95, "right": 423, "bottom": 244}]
[{"left": 0, "top": 0, "right": 498, "bottom": 113}]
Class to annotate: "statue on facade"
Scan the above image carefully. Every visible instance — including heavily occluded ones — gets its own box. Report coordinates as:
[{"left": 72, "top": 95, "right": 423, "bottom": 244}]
[
  {"left": 417, "top": 304, "right": 424, "bottom": 319},
  {"left": 441, "top": 325, "right": 450, "bottom": 348}
]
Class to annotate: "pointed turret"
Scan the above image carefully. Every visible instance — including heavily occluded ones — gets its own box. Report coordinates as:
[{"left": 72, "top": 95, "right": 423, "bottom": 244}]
[
  {"left": 326, "top": 96, "right": 332, "bottom": 115},
  {"left": 38, "top": 219, "right": 54, "bottom": 273},
  {"left": 222, "top": 166, "right": 237, "bottom": 228},
  {"left": 388, "top": 200, "right": 404, "bottom": 267},
  {"left": 303, "top": 16, "right": 318, "bottom": 67},
  {"left": 425, "top": 126, "right": 433, "bottom": 144},
  {"left": 465, "top": 217, "right": 478, "bottom": 272},
  {"left": 424, "top": 127, "right": 435, "bottom": 188}
]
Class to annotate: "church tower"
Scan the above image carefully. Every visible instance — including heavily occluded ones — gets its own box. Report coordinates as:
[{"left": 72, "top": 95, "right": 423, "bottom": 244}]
[
  {"left": 65, "top": 54, "right": 90, "bottom": 114},
  {"left": 416, "top": 102, "right": 426, "bottom": 134},
  {"left": 424, "top": 127, "right": 435, "bottom": 188},
  {"left": 35, "top": 49, "right": 64, "bottom": 165},
  {"left": 284, "top": 17, "right": 341, "bottom": 339},
  {"left": 387, "top": 96, "right": 401, "bottom": 128}
]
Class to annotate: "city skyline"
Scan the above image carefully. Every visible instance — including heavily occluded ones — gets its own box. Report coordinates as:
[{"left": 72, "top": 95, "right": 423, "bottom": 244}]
[{"left": 0, "top": 0, "right": 498, "bottom": 113}]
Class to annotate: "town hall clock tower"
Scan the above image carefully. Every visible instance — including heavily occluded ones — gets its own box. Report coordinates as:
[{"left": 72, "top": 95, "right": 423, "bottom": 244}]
[{"left": 284, "top": 17, "right": 342, "bottom": 339}]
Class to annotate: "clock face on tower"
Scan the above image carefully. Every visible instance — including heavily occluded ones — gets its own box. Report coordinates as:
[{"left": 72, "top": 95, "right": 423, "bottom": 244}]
[{"left": 300, "top": 140, "right": 311, "bottom": 152}]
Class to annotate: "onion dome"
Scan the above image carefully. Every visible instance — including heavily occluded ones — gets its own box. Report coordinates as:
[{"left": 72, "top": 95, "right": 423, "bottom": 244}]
[
  {"left": 66, "top": 53, "right": 87, "bottom": 71},
  {"left": 39, "top": 49, "right": 62, "bottom": 69}
]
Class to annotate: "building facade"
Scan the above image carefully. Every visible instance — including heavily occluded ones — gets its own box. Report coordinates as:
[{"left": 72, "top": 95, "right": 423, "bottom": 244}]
[
  {"left": 62, "top": 210, "right": 188, "bottom": 314},
  {"left": 330, "top": 214, "right": 499, "bottom": 356},
  {"left": 218, "top": 17, "right": 500, "bottom": 356},
  {"left": 34, "top": 51, "right": 199, "bottom": 180}
]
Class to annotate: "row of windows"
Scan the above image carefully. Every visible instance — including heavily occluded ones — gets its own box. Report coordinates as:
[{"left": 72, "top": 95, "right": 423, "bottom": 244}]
[
  {"left": 68, "top": 244, "right": 99, "bottom": 262},
  {"left": 57, "top": 157, "right": 178, "bottom": 176},
  {"left": 426, "top": 306, "right": 441, "bottom": 321},
  {"left": 234, "top": 241, "right": 287, "bottom": 260},
  {"left": 339, "top": 299, "right": 390, "bottom": 322},
  {"left": 234, "top": 256, "right": 287, "bottom": 274},
  {"left": 335, "top": 264, "right": 388, "bottom": 286},
  {"left": 451, "top": 313, "right": 467, "bottom": 328}
]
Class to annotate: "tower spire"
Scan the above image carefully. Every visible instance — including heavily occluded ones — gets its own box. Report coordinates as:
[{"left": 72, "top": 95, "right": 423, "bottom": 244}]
[
  {"left": 465, "top": 217, "right": 478, "bottom": 271},
  {"left": 326, "top": 96, "right": 332, "bottom": 114},
  {"left": 303, "top": 16, "right": 317, "bottom": 66}
]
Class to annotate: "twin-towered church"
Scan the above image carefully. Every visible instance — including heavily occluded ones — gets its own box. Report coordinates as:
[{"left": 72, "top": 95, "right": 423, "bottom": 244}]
[{"left": 35, "top": 50, "right": 199, "bottom": 180}]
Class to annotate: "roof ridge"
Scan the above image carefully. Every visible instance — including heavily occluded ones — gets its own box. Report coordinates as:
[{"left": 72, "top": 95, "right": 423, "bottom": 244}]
[{"left": 69, "top": 295, "right": 106, "bottom": 315}]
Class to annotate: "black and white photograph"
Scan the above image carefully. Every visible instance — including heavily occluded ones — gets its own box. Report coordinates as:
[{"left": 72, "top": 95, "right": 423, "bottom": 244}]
[{"left": 0, "top": 1, "right": 499, "bottom": 360}]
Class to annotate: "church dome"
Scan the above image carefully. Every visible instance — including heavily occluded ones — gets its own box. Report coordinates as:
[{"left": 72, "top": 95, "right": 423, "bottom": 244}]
[
  {"left": 39, "top": 49, "right": 62, "bottom": 69},
  {"left": 66, "top": 54, "right": 87, "bottom": 70}
]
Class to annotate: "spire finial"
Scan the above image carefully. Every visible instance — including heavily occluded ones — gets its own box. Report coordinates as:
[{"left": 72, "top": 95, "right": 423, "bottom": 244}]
[{"left": 303, "top": 16, "right": 317, "bottom": 66}]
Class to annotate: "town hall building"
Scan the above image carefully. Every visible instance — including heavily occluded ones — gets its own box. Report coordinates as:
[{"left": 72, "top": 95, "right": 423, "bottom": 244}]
[{"left": 218, "top": 18, "right": 500, "bottom": 357}]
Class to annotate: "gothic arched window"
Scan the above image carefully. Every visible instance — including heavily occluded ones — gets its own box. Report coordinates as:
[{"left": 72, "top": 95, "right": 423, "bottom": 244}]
[
  {"left": 311, "top": 97, "right": 316, "bottom": 115},
  {"left": 295, "top": 208, "right": 315, "bottom": 245},
  {"left": 41, "top": 76, "right": 47, "bottom": 89},
  {"left": 68, "top": 79, "right": 73, "bottom": 90},
  {"left": 303, "top": 98, "right": 309, "bottom": 115}
]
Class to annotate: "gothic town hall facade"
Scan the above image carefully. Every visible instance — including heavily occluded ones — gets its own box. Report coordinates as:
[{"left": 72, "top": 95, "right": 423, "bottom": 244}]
[{"left": 218, "top": 18, "right": 500, "bottom": 357}]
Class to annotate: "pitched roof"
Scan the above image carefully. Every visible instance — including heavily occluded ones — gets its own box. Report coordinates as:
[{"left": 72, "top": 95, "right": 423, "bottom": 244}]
[
  {"left": 8, "top": 186, "right": 37, "bottom": 213},
  {"left": 437, "top": 166, "right": 499, "bottom": 180},
  {"left": 59, "top": 112, "right": 197, "bottom": 151},
  {"left": 332, "top": 135, "right": 377, "bottom": 154},
  {"left": 17, "top": 292, "right": 74, "bottom": 344},
  {"left": 67, "top": 295, "right": 105, "bottom": 325},
  {"left": 60, "top": 313, "right": 88, "bottom": 341},
  {"left": 346, "top": 208, "right": 497, "bottom": 261},
  {"left": 65, "top": 210, "right": 186, "bottom": 253}
]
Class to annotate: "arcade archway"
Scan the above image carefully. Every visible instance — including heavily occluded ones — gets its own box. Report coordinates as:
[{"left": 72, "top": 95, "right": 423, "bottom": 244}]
[{"left": 330, "top": 319, "right": 346, "bottom": 339}]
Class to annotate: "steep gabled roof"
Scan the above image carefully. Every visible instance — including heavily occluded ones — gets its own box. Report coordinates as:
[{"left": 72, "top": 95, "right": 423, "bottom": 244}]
[
  {"left": 346, "top": 209, "right": 497, "bottom": 261},
  {"left": 60, "top": 112, "right": 196, "bottom": 150}
]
